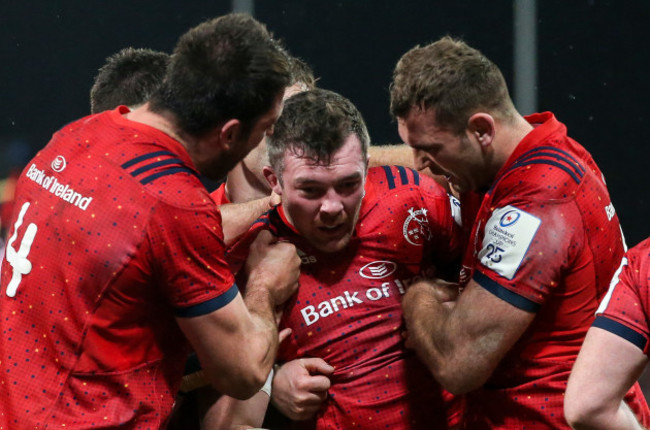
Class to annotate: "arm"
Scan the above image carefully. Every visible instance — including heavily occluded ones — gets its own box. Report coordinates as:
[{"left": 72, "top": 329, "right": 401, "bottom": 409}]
[
  {"left": 177, "top": 230, "right": 300, "bottom": 400},
  {"left": 401, "top": 278, "right": 535, "bottom": 394},
  {"left": 200, "top": 390, "right": 271, "bottom": 430},
  {"left": 368, "top": 144, "right": 452, "bottom": 192},
  {"left": 197, "top": 367, "right": 277, "bottom": 430},
  {"left": 564, "top": 327, "right": 648, "bottom": 430},
  {"left": 271, "top": 358, "right": 334, "bottom": 420},
  {"left": 220, "top": 195, "right": 279, "bottom": 246}
]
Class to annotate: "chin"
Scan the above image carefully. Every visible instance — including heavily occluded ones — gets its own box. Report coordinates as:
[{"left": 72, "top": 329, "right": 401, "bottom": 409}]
[{"left": 314, "top": 236, "right": 351, "bottom": 254}]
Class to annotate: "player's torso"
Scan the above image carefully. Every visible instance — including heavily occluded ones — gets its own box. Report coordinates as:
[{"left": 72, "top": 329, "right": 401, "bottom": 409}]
[
  {"left": 280, "top": 215, "right": 448, "bottom": 430},
  {"left": 0, "top": 112, "right": 201, "bottom": 427}
]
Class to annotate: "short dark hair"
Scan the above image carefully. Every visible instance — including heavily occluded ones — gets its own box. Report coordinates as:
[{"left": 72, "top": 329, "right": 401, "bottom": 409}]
[
  {"left": 267, "top": 89, "right": 369, "bottom": 177},
  {"left": 149, "top": 13, "right": 291, "bottom": 138},
  {"left": 390, "top": 36, "right": 515, "bottom": 133},
  {"left": 289, "top": 56, "right": 317, "bottom": 89},
  {"left": 90, "top": 48, "right": 169, "bottom": 114}
]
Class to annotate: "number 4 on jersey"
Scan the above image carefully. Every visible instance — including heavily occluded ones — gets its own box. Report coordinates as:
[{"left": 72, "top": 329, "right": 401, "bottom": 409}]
[{"left": 5, "top": 202, "right": 38, "bottom": 298}]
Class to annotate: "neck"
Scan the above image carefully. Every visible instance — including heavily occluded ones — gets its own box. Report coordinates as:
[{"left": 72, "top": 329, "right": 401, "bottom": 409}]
[
  {"left": 493, "top": 114, "right": 535, "bottom": 168},
  {"left": 225, "top": 163, "right": 271, "bottom": 203},
  {"left": 126, "top": 103, "right": 192, "bottom": 148}
]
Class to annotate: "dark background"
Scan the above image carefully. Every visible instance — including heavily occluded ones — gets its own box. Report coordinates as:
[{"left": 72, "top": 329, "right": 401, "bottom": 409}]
[{"left": 1, "top": 0, "right": 648, "bottom": 248}]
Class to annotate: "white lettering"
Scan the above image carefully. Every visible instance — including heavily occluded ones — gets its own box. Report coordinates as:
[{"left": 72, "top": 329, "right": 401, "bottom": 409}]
[
  {"left": 605, "top": 203, "right": 616, "bottom": 221},
  {"left": 366, "top": 287, "right": 383, "bottom": 301},
  {"left": 5, "top": 202, "right": 38, "bottom": 297},
  {"left": 24, "top": 164, "right": 93, "bottom": 211},
  {"left": 344, "top": 290, "right": 363, "bottom": 306},
  {"left": 318, "top": 301, "right": 334, "bottom": 317},
  {"left": 301, "top": 305, "right": 319, "bottom": 326}
]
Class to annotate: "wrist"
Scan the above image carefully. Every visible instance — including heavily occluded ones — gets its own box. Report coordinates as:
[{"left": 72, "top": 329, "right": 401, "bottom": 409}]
[
  {"left": 244, "top": 286, "right": 276, "bottom": 318},
  {"left": 260, "top": 367, "right": 274, "bottom": 397}
]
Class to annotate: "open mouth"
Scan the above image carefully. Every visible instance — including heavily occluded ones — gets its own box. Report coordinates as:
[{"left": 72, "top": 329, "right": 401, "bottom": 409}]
[{"left": 318, "top": 223, "right": 346, "bottom": 235}]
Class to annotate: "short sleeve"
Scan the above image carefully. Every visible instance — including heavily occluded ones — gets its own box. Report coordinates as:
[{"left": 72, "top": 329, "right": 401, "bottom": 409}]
[
  {"left": 147, "top": 201, "right": 237, "bottom": 317},
  {"left": 594, "top": 246, "right": 650, "bottom": 353},
  {"left": 474, "top": 199, "right": 578, "bottom": 311}
]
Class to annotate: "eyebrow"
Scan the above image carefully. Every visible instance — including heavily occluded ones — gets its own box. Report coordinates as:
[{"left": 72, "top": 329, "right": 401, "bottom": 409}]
[{"left": 294, "top": 172, "right": 363, "bottom": 186}]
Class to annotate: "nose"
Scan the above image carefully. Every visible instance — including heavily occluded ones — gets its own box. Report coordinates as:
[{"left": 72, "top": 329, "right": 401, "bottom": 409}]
[
  {"left": 413, "top": 148, "right": 432, "bottom": 171},
  {"left": 413, "top": 148, "right": 446, "bottom": 176},
  {"left": 320, "top": 192, "right": 344, "bottom": 219}
]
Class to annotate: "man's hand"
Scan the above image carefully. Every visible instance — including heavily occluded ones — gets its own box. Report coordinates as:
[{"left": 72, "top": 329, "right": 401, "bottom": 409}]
[
  {"left": 245, "top": 230, "right": 300, "bottom": 307},
  {"left": 271, "top": 358, "right": 335, "bottom": 421},
  {"left": 401, "top": 279, "right": 458, "bottom": 351}
]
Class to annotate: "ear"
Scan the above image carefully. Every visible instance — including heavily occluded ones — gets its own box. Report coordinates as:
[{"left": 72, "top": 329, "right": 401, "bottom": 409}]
[
  {"left": 219, "top": 119, "right": 243, "bottom": 151},
  {"left": 263, "top": 165, "right": 282, "bottom": 195},
  {"left": 467, "top": 113, "right": 496, "bottom": 148}
]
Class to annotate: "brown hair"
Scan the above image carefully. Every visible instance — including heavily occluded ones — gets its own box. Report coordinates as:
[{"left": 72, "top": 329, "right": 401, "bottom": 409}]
[
  {"left": 390, "top": 36, "right": 515, "bottom": 133},
  {"left": 267, "top": 89, "right": 369, "bottom": 177},
  {"left": 90, "top": 48, "right": 169, "bottom": 114},
  {"left": 149, "top": 13, "right": 290, "bottom": 138}
]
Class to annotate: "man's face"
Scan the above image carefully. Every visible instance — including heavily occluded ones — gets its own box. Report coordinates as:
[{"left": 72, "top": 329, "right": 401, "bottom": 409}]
[
  {"left": 205, "top": 92, "right": 284, "bottom": 180},
  {"left": 273, "top": 135, "right": 367, "bottom": 253},
  {"left": 398, "top": 108, "right": 486, "bottom": 193}
]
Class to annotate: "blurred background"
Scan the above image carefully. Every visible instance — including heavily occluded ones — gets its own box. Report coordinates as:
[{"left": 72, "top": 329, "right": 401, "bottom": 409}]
[{"left": 1, "top": 0, "right": 649, "bottom": 387}]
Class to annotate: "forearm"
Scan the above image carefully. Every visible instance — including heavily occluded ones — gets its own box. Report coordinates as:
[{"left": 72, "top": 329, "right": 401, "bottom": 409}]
[
  {"left": 569, "top": 401, "right": 645, "bottom": 430},
  {"left": 402, "top": 283, "right": 454, "bottom": 383},
  {"left": 199, "top": 388, "right": 271, "bottom": 430},
  {"left": 403, "top": 280, "right": 527, "bottom": 394},
  {"left": 220, "top": 196, "right": 273, "bottom": 246},
  {"left": 241, "top": 287, "right": 280, "bottom": 388}
]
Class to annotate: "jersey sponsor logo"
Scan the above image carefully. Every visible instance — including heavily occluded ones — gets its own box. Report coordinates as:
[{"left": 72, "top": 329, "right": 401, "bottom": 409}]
[
  {"left": 297, "top": 248, "right": 317, "bottom": 265},
  {"left": 402, "top": 207, "right": 432, "bottom": 246},
  {"left": 51, "top": 155, "right": 67, "bottom": 172},
  {"left": 299, "top": 274, "right": 424, "bottom": 326},
  {"left": 359, "top": 260, "right": 397, "bottom": 279},
  {"left": 25, "top": 163, "right": 93, "bottom": 210},
  {"left": 479, "top": 205, "right": 541, "bottom": 280}
]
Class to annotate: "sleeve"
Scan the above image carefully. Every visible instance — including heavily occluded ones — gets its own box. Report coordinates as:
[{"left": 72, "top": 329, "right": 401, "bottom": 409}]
[
  {"left": 593, "top": 245, "right": 650, "bottom": 353},
  {"left": 147, "top": 201, "right": 237, "bottom": 317},
  {"left": 473, "top": 198, "right": 579, "bottom": 311}
]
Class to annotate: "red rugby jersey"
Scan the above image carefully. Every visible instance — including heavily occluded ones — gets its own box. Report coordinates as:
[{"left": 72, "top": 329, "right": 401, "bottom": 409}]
[
  {"left": 595, "top": 237, "right": 650, "bottom": 352},
  {"left": 210, "top": 182, "right": 230, "bottom": 205},
  {"left": 459, "top": 112, "right": 648, "bottom": 429},
  {"left": 229, "top": 165, "right": 462, "bottom": 429},
  {"left": 0, "top": 107, "right": 236, "bottom": 429}
]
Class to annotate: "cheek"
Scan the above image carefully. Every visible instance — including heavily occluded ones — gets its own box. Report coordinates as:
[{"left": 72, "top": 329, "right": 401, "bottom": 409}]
[
  {"left": 343, "top": 192, "right": 365, "bottom": 217},
  {"left": 286, "top": 197, "right": 320, "bottom": 225}
]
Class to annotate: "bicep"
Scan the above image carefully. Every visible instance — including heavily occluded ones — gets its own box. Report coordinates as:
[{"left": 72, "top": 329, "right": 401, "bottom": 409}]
[
  {"left": 567, "top": 327, "right": 648, "bottom": 410},
  {"left": 176, "top": 293, "right": 257, "bottom": 390}
]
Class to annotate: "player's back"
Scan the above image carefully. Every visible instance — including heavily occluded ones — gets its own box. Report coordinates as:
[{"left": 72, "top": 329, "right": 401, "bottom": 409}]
[{"left": 0, "top": 108, "right": 214, "bottom": 429}]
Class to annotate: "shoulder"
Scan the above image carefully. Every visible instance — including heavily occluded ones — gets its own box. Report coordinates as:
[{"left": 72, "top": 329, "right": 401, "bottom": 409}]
[
  {"left": 366, "top": 165, "right": 448, "bottom": 200},
  {"left": 627, "top": 238, "right": 650, "bottom": 275},
  {"left": 492, "top": 145, "right": 593, "bottom": 204}
]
